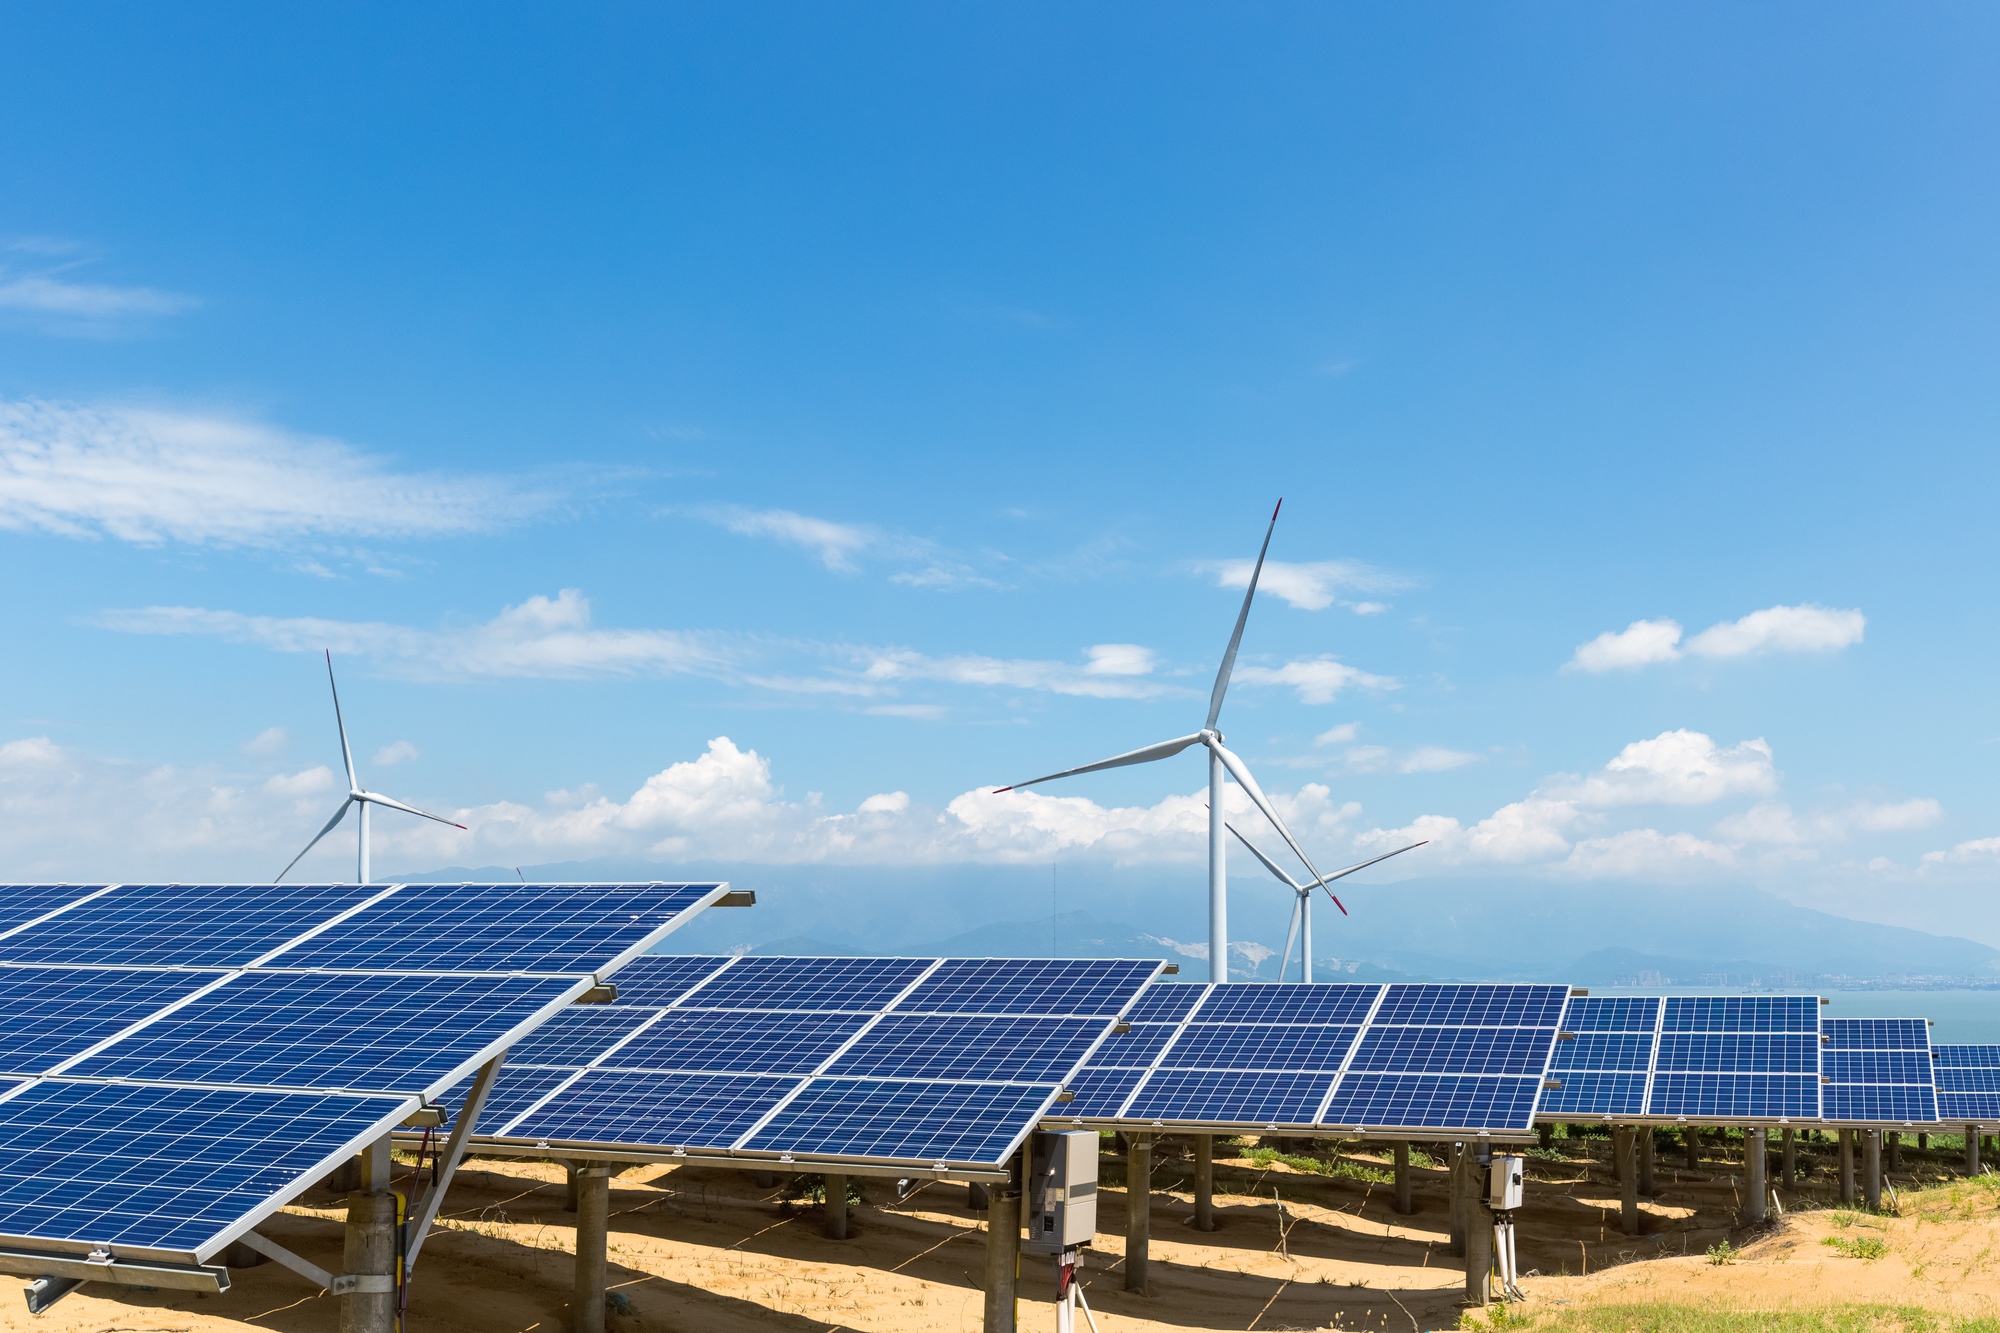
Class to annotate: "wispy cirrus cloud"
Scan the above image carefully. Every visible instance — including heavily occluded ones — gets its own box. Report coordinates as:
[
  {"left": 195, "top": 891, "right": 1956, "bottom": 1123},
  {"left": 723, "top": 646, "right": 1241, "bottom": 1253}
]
[
  {"left": 1566, "top": 604, "right": 1865, "bottom": 673},
  {"left": 0, "top": 239, "right": 198, "bottom": 335},
  {"left": 1200, "top": 558, "right": 1410, "bottom": 613},
  {"left": 0, "top": 398, "right": 556, "bottom": 547},
  {"left": 1234, "top": 656, "right": 1399, "bottom": 704},
  {"left": 693, "top": 502, "right": 1001, "bottom": 589}
]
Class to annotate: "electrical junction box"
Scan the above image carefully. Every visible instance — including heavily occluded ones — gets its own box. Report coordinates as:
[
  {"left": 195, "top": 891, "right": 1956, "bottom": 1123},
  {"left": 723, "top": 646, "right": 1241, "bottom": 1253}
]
[
  {"left": 1488, "top": 1155, "right": 1524, "bottom": 1211},
  {"left": 1023, "top": 1130, "right": 1098, "bottom": 1253}
]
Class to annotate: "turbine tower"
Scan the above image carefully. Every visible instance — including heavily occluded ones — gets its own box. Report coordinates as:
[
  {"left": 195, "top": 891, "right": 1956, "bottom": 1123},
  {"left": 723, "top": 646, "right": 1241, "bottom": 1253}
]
[
  {"left": 276, "top": 651, "right": 465, "bottom": 885},
  {"left": 1227, "top": 820, "right": 1426, "bottom": 981},
  {"left": 995, "top": 500, "right": 1322, "bottom": 982}
]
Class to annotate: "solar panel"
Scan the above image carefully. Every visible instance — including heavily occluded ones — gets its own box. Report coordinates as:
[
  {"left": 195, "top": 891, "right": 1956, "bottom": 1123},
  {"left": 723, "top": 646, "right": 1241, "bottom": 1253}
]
[
  {"left": 0, "top": 881, "right": 727, "bottom": 1267},
  {"left": 1932, "top": 1045, "right": 2000, "bottom": 1123},
  {"left": 467, "top": 954, "right": 1163, "bottom": 1171},
  {"left": 1056, "top": 981, "right": 1566, "bottom": 1136},
  {"left": 1540, "top": 996, "right": 1659, "bottom": 1119},
  {"left": 0, "top": 886, "right": 110, "bottom": 937},
  {"left": 1822, "top": 1017, "right": 1935, "bottom": 1125},
  {"left": 1644, "top": 995, "right": 1820, "bottom": 1121}
]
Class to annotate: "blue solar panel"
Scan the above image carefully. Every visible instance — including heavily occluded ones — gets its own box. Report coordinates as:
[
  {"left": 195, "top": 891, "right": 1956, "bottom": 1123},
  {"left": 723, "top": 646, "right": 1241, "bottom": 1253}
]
[
  {"left": 1160, "top": 1023, "right": 1360, "bottom": 1072},
  {"left": 1538, "top": 1071, "right": 1647, "bottom": 1118},
  {"left": 1936, "top": 1044, "right": 2000, "bottom": 1120},
  {"left": 435, "top": 1066, "right": 582, "bottom": 1135},
  {"left": 898, "top": 959, "right": 1160, "bottom": 1017},
  {"left": 0, "top": 886, "right": 108, "bottom": 936},
  {"left": 1938, "top": 1066, "right": 2000, "bottom": 1094},
  {"left": 1125, "top": 983, "right": 1210, "bottom": 1024},
  {"left": 506, "top": 1070, "right": 800, "bottom": 1148},
  {"left": 1825, "top": 1050, "right": 1934, "bottom": 1084},
  {"left": 1124, "top": 1070, "right": 1337, "bottom": 1125},
  {"left": 1656, "top": 1033, "right": 1818, "bottom": 1073},
  {"left": 598, "top": 956, "right": 732, "bottom": 1007},
  {"left": 506, "top": 1007, "right": 662, "bottom": 1069},
  {"left": 1194, "top": 984, "right": 1377, "bottom": 1026},
  {"left": 66, "top": 971, "right": 581, "bottom": 1095},
  {"left": 1549, "top": 1033, "right": 1655, "bottom": 1072},
  {"left": 1938, "top": 1046, "right": 2000, "bottom": 1069},
  {"left": 1373, "top": 984, "right": 1567, "bottom": 1028},
  {"left": 1825, "top": 1085, "right": 1938, "bottom": 1123},
  {"left": 0, "top": 1080, "right": 410, "bottom": 1261},
  {"left": 276, "top": 883, "right": 722, "bottom": 973},
  {"left": 681, "top": 957, "right": 933, "bottom": 1012},
  {"left": 827, "top": 1015, "right": 1106, "bottom": 1082},
  {"left": 1323, "top": 1074, "right": 1542, "bottom": 1131},
  {"left": 1661, "top": 996, "right": 1819, "bottom": 1033},
  {"left": 1089, "top": 1024, "right": 1180, "bottom": 1068},
  {"left": 0, "top": 884, "right": 380, "bottom": 968},
  {"left": 1350, "top": 1026, "right": 1552, "bottom": 1075},
  {"left": 1649, "top": 1073, "right": 1819, "bottom": 1119},
  {"left": 1824, "top": 1019, "right": 1930, "bottom": 1050},
  {"left": 1057, "top": 1067, "right": 1149, "bottom": 1119},
  {"left": 743, "top": 1078, "right": 1057, "bottom": 1165},
  {"left": 0, "top": 966, "right": 227, "bottom": 1076},
  {"left": 1562, "top": 997, "right": 1662, "bottom": 1033},
  {"left": 602, "top": 1011, "right": 871, "bottom": 1075}
]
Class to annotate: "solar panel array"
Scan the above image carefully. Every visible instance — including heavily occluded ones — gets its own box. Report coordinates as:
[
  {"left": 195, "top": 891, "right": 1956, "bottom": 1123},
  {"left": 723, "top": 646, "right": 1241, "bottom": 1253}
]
[
  {"left": 460, "top": 955, "right": 1162, "bottom": 1171},
  {"left": 1054, "top": 982, "right": 1568, "bottom": 1134},
  {"left": 1932, "top": 1045, "right": 2000, "bottom": 1125},
  {"left": 1542, "top": 994, "right": 1825, "bottom": 1123},
  {"left": 0, "top": 881, "right": 725, "bottom": 1266},
  {"left": 1822, "top": 1019, "right": 1937, "bottom": 1125}
]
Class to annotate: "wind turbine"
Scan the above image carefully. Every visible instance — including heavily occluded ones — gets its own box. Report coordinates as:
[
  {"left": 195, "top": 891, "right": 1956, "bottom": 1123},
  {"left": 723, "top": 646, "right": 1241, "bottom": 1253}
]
[
  {"left": 1226, "top": 820, "right": 1426, "bottom": 982},
  {"left": 994, "top": 500, "right": 1324, "bottom": 983},
  {"left": 276, "top": 651, "right": 465, "bottom": 885}
]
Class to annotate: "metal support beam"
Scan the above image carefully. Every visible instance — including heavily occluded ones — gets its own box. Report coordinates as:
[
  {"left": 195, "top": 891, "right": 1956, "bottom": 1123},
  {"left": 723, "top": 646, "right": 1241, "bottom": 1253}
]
[
  {"left": 1447, "top": 1143, "right": 1466, "bottom": 1257},
  {"left": 1614, "top": 1126, "right": 1638, "bottom": 1236},
  {"left": 824, "top": 1173, "right": 850, "bottom": 1239},
  {"left": 1638, "top": 1126, "right": 1656, "bottom": 1197},
  {"left": 405, "top": 1051, "right": 506, "bottom": 1274},
  {"left": 1839, "top": 1129, "right": 1857, "bottom": 1204},
  {"left": 565, "top": 1163, "right": 579, "bottom": 1212},
  {"left": 573, "top": 1164, "right": 611, "bottom": 1333},
  {"left": 360, "top": 1133, "right": 391, "bottom": 1193},
  {"left": 340, "top": 1190, "right": 397, "bottom": 1333},
  {"left": 1393, "top": 1141, "right": 1414, "bottom": 1215},
  {"left": 1124, "top": 1133, "right": 1151, "bottom": 1292},
  {"left": 1461, "top": 1144, "right": 1492, "bottom": 1309},
  {"left": 984, "top": 1182, "right": 1020, "bottom": 1333},
  {"left": 1863, "top": 1130, "right": 1882, "bottom": 1211},
  {"left": 1968, "top": 1126, "right": 1982, "bottom": 1175},
  {"left": 1192, "top": 1135, "right": 1214, "bottom": 1232},
  {"left": 1743, "top": 1128, "right": 1767, "bottom": 1226},
  {"left": 1781, "top": 1128, "right": 1796, "bottom": 1189}
]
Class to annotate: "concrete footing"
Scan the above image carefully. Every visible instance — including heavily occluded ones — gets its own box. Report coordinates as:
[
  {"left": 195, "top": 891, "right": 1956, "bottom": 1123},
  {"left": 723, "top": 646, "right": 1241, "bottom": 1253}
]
[
  {"left": 1393, "top": 1141, "right": 1415, "bottom": 1215},
  {"left": 1614, "top": 1126, "right": 1638, "bottom": 1235},
  {"left": 1638, "top": 1127, "right": 1656, "bottom": 1196},
  {"left": 1125, "top": 1133, "right": 1151, "bottom": 1292},
  {"left": 1781, "top": 1128, "right": 1796, "bottom": 1189},
  {"left": 573, "top": 1165, "right": 612, "bottom": 1333},
  {"left": 1744, "top": 1128, "right": 1767, "bottom": 1225},
  {"left": 1840, "top": 1129, "right": 1857, "bottom": 1204},
  {"left": 984, "top": 1188, "right": 1020, "bottom": 1333},
  {"left": 340, "top": 1191, "right": 396, "bottom": 1333},
  {"left": 1888, "top": 1131, "right": 1902, "bottom": 1172},
  {"left": 1968, "top": 1126, "right": 1982, "bottom": 1175},
  {"left": 1863, "top": 1131, "right": 1882, "bottom": 1211},
  {"left": 824, "top": 1174, "right": 850, "bottom": 1240},
  {"left": 1460, "top": 1145, "right": 1492, "bottom": 1308}
]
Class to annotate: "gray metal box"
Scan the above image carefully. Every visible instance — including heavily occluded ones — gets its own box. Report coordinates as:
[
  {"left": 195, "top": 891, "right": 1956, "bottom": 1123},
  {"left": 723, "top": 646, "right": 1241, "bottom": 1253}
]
[
  {"left": 1023, "top": 1130, "right": 1099, "bottom": 1252},
  {"left": 1488, "top": 1154, "right": 1524, "bottom": 1211}
]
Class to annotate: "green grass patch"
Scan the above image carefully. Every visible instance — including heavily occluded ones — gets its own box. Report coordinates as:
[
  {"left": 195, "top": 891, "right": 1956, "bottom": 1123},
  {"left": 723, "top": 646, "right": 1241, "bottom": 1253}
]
[
  {"left": 1821, "top": 1235, "right": 1889, "bottom": 1259},
  {"left": 1704, "top": 1240, "right": 1736, "bottom": 1266},
  {"left": 1241, "top": 1146, "right": 1393, "bottom": 1184},
  {"left": 1548, "top": 1304, "right": 2000, "bottom": 1332}
]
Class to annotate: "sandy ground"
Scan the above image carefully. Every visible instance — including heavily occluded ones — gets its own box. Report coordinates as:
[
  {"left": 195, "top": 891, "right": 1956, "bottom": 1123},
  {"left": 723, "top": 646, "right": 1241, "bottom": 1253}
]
[{"left": 7, "top": 1136, "right": 1999, "bottom": 1332}]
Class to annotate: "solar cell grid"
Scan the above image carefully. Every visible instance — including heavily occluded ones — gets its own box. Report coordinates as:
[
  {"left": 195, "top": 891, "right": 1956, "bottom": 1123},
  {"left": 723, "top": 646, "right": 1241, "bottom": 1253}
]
[
  {"left": 1159, "top": 1023, "right": 1360, "bottom": 1072},
  {"left": 1058, "top": 1067, "right": 1149, "bottom": 1119},
  {"left": 602, "top": 1011, "right": 871, "bottom": 1075},
  {"left": 1648, "top": 1072, "right": 1818, "bottom": 1119},
  {"left": 1824, "top": 1019, "right": 1930, "bottom": 1050},
  {"left": 1125, "top": 983, "right": 1210, "bottom": 1024},
  {"left": 826, "top": 1014, "right": 1106, "bottom": 1082},
  {"left": 1373, "top": 984, "right": 1567, "bottom": 1028},
  {"left": 1088, "top": 1023, "right": 1180, "bottom": 1069},
  {"left": 1662, "top": 996, "right": 1819, "bottom": 1033},
  {"left": 1323, "top": 1073, "right": 1542, "bottom": 1131},
  {"left": 1561, "top": 997, "right": 1662, "bottom": 1033},
  {"left": 0, "top": 886, "right": 108, "bottom": 936},
  {"left": 742, "top": 1078, "right": 1057, "bottom": 1165},
  {"left": 1193, "top": 984, "right": 1377, "bottom": 1026},
  {"left": 1824, "top": 1050, "right": 1934, "bottom": 1084},
  {"left": 1825, "top": 1086, "right": 1938, "bottom": 1123},
  {"left": 1549, "top": 1032, "right": 1654, "bottom": 1072},
  {"left": 1537, "top": 1071, "right": 1647, "bottom": 1119},
  {"left": 65, "top": 970, "right": 582, "bottom": 1095},
  {"left": 1125, "top": 1069, "right": 1336, "bottom": 1125},
  {"left": 1350, "top": 1025, "right": 1552, "bottom": 1075},
  {"left": 0, "top": 884, "right": 380, "bottom": 968},
  {"left": 596, "top": 955, "right": 732, "bottom": 1007},
  {"left": 506, "top": 1007, "right": 661, "bottom": 1069},
  {"left": 437, "top": 1066, "right": 582, "bottom": 1134},
  {"left": 506, "top": 1069, "right": 800, "bottom": 1148},
  {"left": 0, "top": 966, "right": 227, "bottom": 1077},
  {"left": 1936, "top": 1046, "right": 2000, "bottom": 1068},
  {"left": 1655, "top": 1032, "right": 1818, "bottom": 1074},
  {"left": 682, "top": 956, "right": 932, "bottom": 1012},
  {"left": 1937, "top": 1067, "right": 2000, "bottom": 1094},
  {"left": 897, "top": 959, "right": 1159, "bottom": 1017}
]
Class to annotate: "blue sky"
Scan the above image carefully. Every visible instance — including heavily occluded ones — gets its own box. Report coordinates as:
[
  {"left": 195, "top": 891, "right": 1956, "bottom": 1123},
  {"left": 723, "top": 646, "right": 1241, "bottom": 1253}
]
[{"left": 3, "top": 5, "right": 2000, "bottom": 944}]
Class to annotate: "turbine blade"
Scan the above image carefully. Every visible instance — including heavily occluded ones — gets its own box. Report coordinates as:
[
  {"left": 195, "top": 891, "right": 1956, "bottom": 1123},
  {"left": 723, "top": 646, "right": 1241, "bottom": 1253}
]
[
  {"left": 1223, "top": 819, "right": 1304, "bottom": 890},
  {"left": 1310, "top": 840, "right": 1428, "bottom": 916},
  {"left": 359, "top": 791, "right": 468, "bottom": 829},
  {"left": 326, "top": 650, "right": 358, "bottom": 791},
  {"left": 1205, "top": 499, "right": 1281, "bottom": 731},
  {"left": 1210, "top": 739, "right": 1326, "bottom": 888},
  {"left": 992, "top": 732, "right": 1205, "bottom": 793},
  {"left": 1279, "top": 894, "right": 1303, "bottom": 984},
  {"left": 276, "top": 798, "right": 353, "bottom": 882}
]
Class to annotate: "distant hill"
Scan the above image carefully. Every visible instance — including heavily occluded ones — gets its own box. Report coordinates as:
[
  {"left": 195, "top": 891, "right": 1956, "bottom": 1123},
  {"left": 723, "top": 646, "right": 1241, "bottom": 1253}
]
[{"left": 397, "top": 857, "right": 2000, "bottom": 985}]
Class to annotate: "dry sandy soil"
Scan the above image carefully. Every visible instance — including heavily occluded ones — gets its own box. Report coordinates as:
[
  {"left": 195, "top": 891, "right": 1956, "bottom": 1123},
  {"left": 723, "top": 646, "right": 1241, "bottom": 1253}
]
[{"left": 7, "top": 1136, "right": 1998, "bottom": 1333}]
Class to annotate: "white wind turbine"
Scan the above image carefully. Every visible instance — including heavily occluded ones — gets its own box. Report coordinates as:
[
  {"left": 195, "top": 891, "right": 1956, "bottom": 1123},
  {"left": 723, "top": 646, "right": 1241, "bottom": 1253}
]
[
  {"left": 276, "top": 651, "right": 466, "bottom": 885},
  {"left": 1226, "top": 820, "right": 1426, "bottom": 982},
  {"left": 993, "top": 500, "right": 1326, "bottom": 983}
]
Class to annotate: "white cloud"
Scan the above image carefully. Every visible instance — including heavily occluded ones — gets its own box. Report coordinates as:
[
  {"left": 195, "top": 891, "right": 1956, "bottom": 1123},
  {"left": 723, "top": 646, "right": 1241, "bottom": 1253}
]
[
  {"left": 1339, "top": 744, "right": 1481, "bottom": 775},
  {"left": 0, "top": 399, "right": 551, "bottom": 546},
  {"left": 1203, "top": 558, "right": 1408, "bottom": 612},
  {"left": 242, "top": 726, "right": 288, "bottom": 757},
  {"left": 0, "top": 275, "right": 195, "bottom": 319},
  {"left": 1315, "top": 723, "right": 1360, "bottom": 746},
  {"left": 1562, "top": 828, "right": 1736, "bottom": 877},
  {"left": 1719, "top": 798, "right": 1943, "bottom": 845},
  {"left": 373, "top": 741, "right": 420, "bottom": 766},
  {"left": 1566, "top": 619, "right": 1684, "bottom": 672},
  {"left": 1234, "top": 657, "right": 1398, "bottom": 704},
  {"left": 1923, "top": 837, "right": 2000, "bottom": 868},
  {"left": 265, "top": 766, "right": 337, "bottom": 796},
  {"left": 865, "top": 704, "right": 948, "bottom": 720},
  {"left": 858, "top": 791, "right": 910, "bottom": 814},
  {"left": 1082, "top": 643, "right": 1156, "bottom": 677},
  {"left": 1566, "top": 605, "right": 1864, "bottom": 672},
  {"left": 700, "top": 505, "right": 875, "bottom": 573},
  {"left": 1550, "top": 730, "right": 1777, "bottom": 807},
  {"left": 858, "top": 646, "right": 1177, "bottom": 700},
  {"left": 95, "top": 589, "right": 737, "bottom": 683},
  {"left": 1686, "top": 604, "right": 1865, "bottom": 659}
]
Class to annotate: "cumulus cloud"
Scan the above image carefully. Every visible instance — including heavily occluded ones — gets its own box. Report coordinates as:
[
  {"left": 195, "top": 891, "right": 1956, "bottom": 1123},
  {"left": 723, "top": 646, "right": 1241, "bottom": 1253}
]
[
  {"left": 1549, "top": 731, "right": 1777, "bottom": 807},
  {"left": 1565, "top": 605, "right": 1864, "bottom": 672},
  {"left": 1234, "top": 657, "right": 1398, "bottom": 704},
  {"left": 1202, "top": 558, "right": 1409, "bottom": 612},
  {"left": 242, "top": 726, "right": 288, "bottom": 757},
  {"left": 1718, "top": 798, "right": 1943, "bottom": 845},
  {"left": 0, "top": 398, "right": 553, "bottom": 546},
  {"left": 1340, "top": 745, "right": 1482, "bottom": 775},
  {"left": 373, "top": 741, "right": 420, "bottom": 766},
  {"left": 698, "top": 505, "right": 876, "bottom": 573},
  {"left": 96, "top": 589, "right": 736, "bottom": 683}
]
